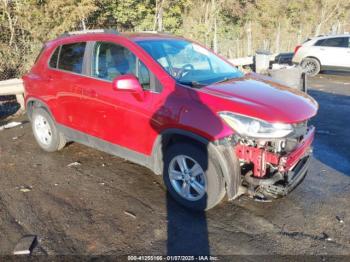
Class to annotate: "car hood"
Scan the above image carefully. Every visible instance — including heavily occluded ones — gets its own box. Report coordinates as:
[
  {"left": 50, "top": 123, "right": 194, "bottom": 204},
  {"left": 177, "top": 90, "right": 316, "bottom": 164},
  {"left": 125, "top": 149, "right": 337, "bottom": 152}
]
[{"left": 198, "top": 73, "right": 318, "bottom": 124}]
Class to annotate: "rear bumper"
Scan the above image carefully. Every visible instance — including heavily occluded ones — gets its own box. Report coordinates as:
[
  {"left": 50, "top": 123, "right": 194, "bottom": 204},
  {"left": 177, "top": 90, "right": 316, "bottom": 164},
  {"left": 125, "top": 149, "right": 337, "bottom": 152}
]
[{"left": 292, "top": 54, "right": 302, "bottom": 64}]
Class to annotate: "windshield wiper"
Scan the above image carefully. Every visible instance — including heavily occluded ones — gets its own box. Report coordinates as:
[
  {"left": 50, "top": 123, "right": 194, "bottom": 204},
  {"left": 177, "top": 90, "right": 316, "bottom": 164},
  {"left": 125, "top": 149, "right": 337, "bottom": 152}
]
[
  {"left": 213, "top": 76, "right": 236, "bottom": 85},
  {"left": 178, "top": 81, "right": 205, "bottom": 88}
]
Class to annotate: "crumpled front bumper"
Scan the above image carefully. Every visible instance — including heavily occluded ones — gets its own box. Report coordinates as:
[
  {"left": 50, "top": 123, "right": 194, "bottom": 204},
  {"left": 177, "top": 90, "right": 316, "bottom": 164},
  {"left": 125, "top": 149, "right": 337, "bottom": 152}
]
[
  {"left": 235, "top": 126, "right": 315, "bottom": 199},
  {"left": 260, "top": 154, "right": 311, "bottom": 198},
  {"left": 236, "top": 126, "right": 315, "bottom": 177}
]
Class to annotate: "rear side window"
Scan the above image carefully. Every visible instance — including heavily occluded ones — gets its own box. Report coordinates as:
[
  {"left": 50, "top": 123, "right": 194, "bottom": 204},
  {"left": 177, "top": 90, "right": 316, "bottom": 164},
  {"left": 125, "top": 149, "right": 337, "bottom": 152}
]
[
  {"left": 49, "top": 47, "right": 60, "bottom": 68},
  {"left": 57, "top": 42, "right": 86, "bottom": 74},
  {"left": 315, "top": 37, "right": 348, "bottom": 48}
]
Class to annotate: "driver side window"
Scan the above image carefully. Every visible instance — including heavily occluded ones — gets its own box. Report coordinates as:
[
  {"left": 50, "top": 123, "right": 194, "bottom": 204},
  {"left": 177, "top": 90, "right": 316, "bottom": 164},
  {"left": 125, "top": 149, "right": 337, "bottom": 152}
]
[{"left": 138, "top": 60, "right": 151, "bottom": 90}]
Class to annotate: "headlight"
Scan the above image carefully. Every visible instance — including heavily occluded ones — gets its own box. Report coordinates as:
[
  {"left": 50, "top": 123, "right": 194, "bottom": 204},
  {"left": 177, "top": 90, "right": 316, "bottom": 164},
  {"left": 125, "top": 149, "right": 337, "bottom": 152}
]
[{"left": 218, "top": 112, "right": 293, "bottom": 138}]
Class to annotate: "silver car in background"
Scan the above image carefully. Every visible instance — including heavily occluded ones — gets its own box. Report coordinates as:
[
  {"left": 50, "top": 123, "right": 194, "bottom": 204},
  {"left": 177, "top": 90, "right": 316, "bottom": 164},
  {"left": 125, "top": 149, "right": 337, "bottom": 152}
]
[{"left": 293, "top": 34, "right": 350, "bottom": 76}]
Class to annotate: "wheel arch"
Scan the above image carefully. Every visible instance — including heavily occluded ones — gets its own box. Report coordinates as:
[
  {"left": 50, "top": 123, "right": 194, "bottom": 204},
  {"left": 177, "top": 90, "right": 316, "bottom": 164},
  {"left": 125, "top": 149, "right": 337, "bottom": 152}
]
[
  {"left": 150, "top": 129, "right": 207, "bottom": 175},
  {"left": 303, "top": 56, "right": 322, "bottom": 66},
  {"left": 150, "top": 128, "right": 241, "bottom": 200},
  {"left": 26, "top": 98, "right": 55, "bottom": 121}
]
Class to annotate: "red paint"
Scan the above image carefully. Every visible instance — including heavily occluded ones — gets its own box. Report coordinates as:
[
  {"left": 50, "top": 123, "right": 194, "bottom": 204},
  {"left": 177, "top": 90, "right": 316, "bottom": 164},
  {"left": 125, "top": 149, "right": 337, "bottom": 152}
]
[
  {"left": 23, "top": 32, "right": 318, "bottom": 160},
  {"left": 281, "top": 126, "right": 315, "bottom": 171},
  {"left": 235, "top": 145, "right": 280, "bottom": 177},
  {"left": 235, "top": 126, "right": 315, "bottom": 177}
]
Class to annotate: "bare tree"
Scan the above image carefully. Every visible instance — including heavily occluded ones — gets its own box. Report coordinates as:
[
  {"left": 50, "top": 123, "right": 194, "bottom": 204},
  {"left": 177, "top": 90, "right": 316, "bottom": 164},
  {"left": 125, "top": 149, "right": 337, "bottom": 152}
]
[
  {"left": 212, "top": 0, "right": 218, "bottom": 52},
  {"left": 154, "top": 0, "right": 165, "bottom": 31},
  {"left": 246, "top": 21, "right": 252, "bottom": 56},
  {"left": 1, "top": 0, "right": 15, "bottom": 46},
  {"left": 314, "top": 0, "right": 341, "bottom": 36},
  {"left": 275, "top": 22, "right": 280, "bottom": 53}
]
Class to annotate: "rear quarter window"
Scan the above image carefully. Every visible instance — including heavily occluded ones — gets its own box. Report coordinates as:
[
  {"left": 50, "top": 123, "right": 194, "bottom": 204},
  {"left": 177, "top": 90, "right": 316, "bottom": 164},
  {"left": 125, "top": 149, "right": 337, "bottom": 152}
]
[
  {"left": 49, "top": 46, "right": 60, "bottom": 68},
  {"left": 57, "top": 42, "right": 86, "bottom": 74}
]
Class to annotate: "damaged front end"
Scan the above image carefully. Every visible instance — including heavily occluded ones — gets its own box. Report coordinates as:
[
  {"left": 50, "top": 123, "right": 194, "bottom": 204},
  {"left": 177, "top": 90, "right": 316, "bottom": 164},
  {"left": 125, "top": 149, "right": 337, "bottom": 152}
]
[{"left": 234, "top": 121, "right": 315, "bottom": 201}]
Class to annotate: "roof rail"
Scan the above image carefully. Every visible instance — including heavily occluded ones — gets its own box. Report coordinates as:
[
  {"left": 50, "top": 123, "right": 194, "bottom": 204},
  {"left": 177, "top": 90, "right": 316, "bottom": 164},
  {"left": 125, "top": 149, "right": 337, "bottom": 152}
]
[
  {"left": 140, "top": 30, "right": 173, "bottom": 35},
  {"left": 60, "top": 29, "right": 119, "bottom": 37}
]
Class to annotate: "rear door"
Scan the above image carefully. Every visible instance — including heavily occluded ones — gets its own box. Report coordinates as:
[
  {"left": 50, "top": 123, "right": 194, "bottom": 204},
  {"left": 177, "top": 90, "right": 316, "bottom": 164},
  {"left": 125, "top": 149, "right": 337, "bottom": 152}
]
[
  {"left": 314, "top": 37, "right": 350, "bottom": 67},
  {"left": 47, "top": 42, "right": 88, "bottom": 130}
]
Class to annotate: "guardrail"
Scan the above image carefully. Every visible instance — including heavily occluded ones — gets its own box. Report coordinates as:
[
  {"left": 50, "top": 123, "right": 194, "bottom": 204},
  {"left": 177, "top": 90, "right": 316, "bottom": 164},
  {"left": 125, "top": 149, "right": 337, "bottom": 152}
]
[
  {"left": 0, "top": 78, "right": 25, "bottom": 110},
  {"left": 229, "top": 54, "right": 277, "bottom": 67}
]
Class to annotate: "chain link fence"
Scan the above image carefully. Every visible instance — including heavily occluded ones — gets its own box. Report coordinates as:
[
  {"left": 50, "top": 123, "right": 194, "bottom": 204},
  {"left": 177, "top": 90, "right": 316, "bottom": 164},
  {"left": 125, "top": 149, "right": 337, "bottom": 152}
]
[{"left": 0, "top": 28, "right": 41, "bottom": 81}]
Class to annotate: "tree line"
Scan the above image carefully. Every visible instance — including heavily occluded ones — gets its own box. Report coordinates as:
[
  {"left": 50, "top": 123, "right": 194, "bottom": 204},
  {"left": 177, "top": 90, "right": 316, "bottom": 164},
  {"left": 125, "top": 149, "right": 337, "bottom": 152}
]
[{"left": 1, "top": 0, "right": 349, "bottom": 80}]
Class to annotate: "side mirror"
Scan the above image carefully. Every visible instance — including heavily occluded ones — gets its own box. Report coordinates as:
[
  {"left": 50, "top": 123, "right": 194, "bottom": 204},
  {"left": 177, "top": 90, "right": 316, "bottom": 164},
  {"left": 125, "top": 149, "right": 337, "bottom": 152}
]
[{"left": 112, "top": 74, "right": 144, "bottom": 99}]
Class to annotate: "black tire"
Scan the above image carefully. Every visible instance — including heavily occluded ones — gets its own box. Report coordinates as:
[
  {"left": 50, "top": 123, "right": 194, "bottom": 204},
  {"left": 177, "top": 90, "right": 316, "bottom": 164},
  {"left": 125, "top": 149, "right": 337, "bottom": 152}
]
[
  {"left": 31, "top": 107, "right": 66, "bottom": 152},
  {"left": 301, "top": 57, "right": 320, "bottom": 77},
  {"left": 163, "top": 143, "right": 225, "bottom": 211}
]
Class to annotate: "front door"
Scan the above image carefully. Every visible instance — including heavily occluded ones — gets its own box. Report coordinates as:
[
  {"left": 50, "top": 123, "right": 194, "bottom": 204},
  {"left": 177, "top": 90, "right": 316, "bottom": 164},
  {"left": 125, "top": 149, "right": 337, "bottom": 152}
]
[{"left": 80, "top": 41, "right": 162, "bottom": 155}]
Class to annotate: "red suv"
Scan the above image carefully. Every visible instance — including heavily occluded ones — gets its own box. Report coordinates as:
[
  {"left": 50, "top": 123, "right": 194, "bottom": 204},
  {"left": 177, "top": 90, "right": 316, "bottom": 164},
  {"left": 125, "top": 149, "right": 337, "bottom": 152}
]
[{"left": 23, "top": 30, "right": 318, "bottom": 210}]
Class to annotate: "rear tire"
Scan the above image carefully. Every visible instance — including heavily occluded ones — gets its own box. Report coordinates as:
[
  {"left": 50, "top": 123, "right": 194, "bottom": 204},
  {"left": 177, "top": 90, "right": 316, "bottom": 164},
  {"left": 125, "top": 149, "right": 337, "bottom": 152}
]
[
  {"left": 301, "top": 57, "right": 320, "bottom": 77},
  {"left": 31, "top": 108, "right": 66, "bottom": 152},
  {"left": 163, "top": 143, "right": 225, "bottom": 211}
]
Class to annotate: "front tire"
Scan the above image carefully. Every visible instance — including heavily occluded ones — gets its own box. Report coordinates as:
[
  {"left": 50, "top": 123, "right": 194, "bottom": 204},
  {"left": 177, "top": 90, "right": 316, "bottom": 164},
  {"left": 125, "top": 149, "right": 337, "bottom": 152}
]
[
  {"left": 163, "top": 143, "right": 225, "bottom": 210},
  {"left": 301, "top": 57, "right": 320, "bottom": 76},
  {"left": 31, "top": 108, "right": 66, "bottom": 152}
]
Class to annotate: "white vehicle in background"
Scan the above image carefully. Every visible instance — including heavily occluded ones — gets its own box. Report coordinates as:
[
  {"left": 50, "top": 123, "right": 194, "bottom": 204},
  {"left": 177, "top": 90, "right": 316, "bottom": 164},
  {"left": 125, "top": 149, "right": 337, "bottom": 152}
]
[{"left": 292, "top": 34, "right": 350, "bottom": 76}]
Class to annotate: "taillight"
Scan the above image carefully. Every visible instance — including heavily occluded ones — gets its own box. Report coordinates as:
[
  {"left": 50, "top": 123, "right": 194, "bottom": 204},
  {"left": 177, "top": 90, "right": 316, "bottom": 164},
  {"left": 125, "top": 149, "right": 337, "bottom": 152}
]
[{"left": 294, "top": 45, "right": 302, "bottom": 55}]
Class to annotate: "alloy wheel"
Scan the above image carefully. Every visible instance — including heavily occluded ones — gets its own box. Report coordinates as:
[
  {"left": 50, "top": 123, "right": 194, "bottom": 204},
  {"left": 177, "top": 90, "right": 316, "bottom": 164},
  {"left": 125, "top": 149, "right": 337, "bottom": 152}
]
[{"left": 168, "top": 155, "right": 206, "bottom": 201}]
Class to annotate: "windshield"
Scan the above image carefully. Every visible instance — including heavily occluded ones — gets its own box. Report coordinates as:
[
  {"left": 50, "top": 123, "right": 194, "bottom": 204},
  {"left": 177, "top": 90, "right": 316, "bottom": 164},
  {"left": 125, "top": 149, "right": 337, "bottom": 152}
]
[{"left": 136, "top": 39, "right": 244, "bottom": 86}]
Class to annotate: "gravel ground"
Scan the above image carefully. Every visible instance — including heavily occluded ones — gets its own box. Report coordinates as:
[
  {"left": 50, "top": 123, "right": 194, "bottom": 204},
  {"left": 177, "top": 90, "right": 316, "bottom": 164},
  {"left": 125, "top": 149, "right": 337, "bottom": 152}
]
[{"left": 0, "top": 73, "right": 350, "bottom": 257}]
